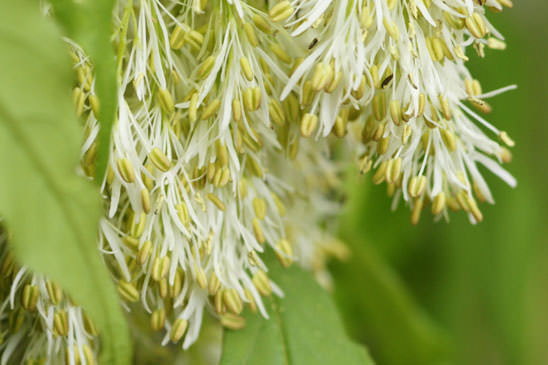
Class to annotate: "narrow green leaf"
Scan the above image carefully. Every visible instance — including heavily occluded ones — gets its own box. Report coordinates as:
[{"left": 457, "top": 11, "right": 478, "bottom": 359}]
[
  {"left": 221, "top": 254, "right": 373, "bottom": 365},
  {"left": 50, "top": 0, "right": 118, "bottom": 181},
  {"left": 0, "top": 2, "right": 130, "bottom": 365}
]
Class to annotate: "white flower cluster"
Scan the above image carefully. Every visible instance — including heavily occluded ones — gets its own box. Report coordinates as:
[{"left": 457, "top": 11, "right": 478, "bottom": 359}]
[
  {"left": 0, "top": 0, "right": 515, "bottom": 363},
  {"left": 282, "top": 0, "right": 516, "bottom": 224}
]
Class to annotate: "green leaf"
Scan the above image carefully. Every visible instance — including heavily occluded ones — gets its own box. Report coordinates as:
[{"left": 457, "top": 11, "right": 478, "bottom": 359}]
[
  {"left": 176, "top": 313, "right": 223, "bottom": 365},
  {"left": 329, "top": 171, "right": 451, "bottom": 364},
  {"left": 50, "top": 0, "right": 118, "bottom": 181},
  {"left": 221, "top": 254, "right": 373, "bottom": 365},
  {"left": 0, "top": 2, "right": 131, "bottom": 365}
]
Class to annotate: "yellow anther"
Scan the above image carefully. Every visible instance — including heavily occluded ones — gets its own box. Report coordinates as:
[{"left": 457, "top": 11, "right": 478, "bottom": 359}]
[
  {"left": 252, "top": 271, "right": 272, "bottom": 296},
  {"left": 275, "top": 239, "right": 293, "bottom": 267},
  {"left": 359, "top": 155, "right": 372, "bottom": 174},
  {"left": 106, "top": 166, "right": 115, "bottom": 186},
  {"left": 170, "top": 270, "right": 184, "bottom": 298},
  {"left": 201, "top": 98, "right": 221, "bottom": 119},
  {"left": 243, "top": 87, "right": 262, "bottom": 111},
  {"left": 383, "top": 17, "right": 400, "bottom": 39},
  {"left": 410, "top": 198, "right": 424, "bottom": 225},
  {"left": 189, "top": 92, "right": 198, "bottom": 123},
  {"left": 54, "top": 310, "right": 69, "bottom": 337},
  {"left": 235, "top": 181, "right": 246, "bottom": 201},
  {"left": 176, "top": 203, "right": 190, "bottom": 226},
  {"left": 432, "top": 37, "right": 447, "bottom": 62},
  {"left": 83, "top": 312, "right": 98, "bottom": 336},
  {"left": 285, "top": 94, "right": 299, "bottom": 122},
  {"left": 352, "top": 75, "right": 367, "bottom": 99},
  {"left": 83, "top": 344, "right": 96, "bottom": 365},
  {"left": 232, "top": 98, "right": 242, "bottom": 122},
  {"left": 240, "top": 57, "right": 254, "bottom": 81},
  {"left": 197, "top": 56, "right": 216, "bottom": 79},
  {"left": 65, "top": 345, "right": 80, "bottom": 364},
  {"left": 465, "top": 13, "right": 488, "bottom": 38},
  {"left": 377, "top": 136, "right": 390, "bottom": 155},
  {"left": 473, "top": 182, "right": 487, "bottom": 203},
  {"left": 269, "top": 1, "right": 293, "bottom": 22},
  {"left": 372, "top": 122, "right": 385, "bottom": 141},
  {"left": 243, "top": 23, "right": 259, "bottom": 47},
  {"left": 72, "top": 87, "right": 85, "bottom": 116},
  {"left": 302, "top": 80, "right": 316, "bottom": 106},
  {"left": 465, "top": 79, "right": 475, "bottom": 96},
  {"left": 332, "top": 115, "right": 347, "bottom": 138},
  {"left": 46, "top": 281, "right": 62, "bottom": 305},
  {"left": 439, "top": 95, "right": 452, "bottom": 120},
  {"left": 253, "top": 197, "right": 267, "bottom": 220},
  {"left": 142, "top": 165, "right": 154, "bottom": 191},
  {"left": 215, "top": 166, "right": 231, "bottom": 187},
  {"left": 431, "top": 193, "right": 446, "bottom": 215},
  {"left": 498, "top": 131, "right": 515, "bottom": 147},
  {"left": 220, "top": 313, "right": 246, "bottom": 330},
  {"left": 268, "top": 98, "right": 286, "bottom": 126},
  {"left": 373, "top": 161, "right": 388, "bottom": 185},
  {"left": 387, "top": 0, "right": 397, "bottom": 10},
  {"left": 223, "top": 289, "right": 243, "bottom": 314},
  {"left": 252, "top": 218, "right": 265, "bottom": 244},
  {"left": 137, "top": 240, "right": 152, "bottom": 265},
  {"left": 359, "top": 5, "right": 374, "bottom": 29},
  {"left": 244, "top": 289, "right": 258, "bottom": 312},
  {"left": 271, "top": 192, "right": 286, "bottom": 216},
  {"left": 390, "top": 99, "right": 402, "bottom": 125},
  {"left": 326, "top": 71, "right": 342, "bottom": 93},
  {"left": 300, "top": 113, "right": 318, "bottom": 137},
  {"left": 209, "top": 272, "right": 221, "bottom": 295},
  {"left": 151, "top": 256, "right": 170, "bottom": 281},
  {"left": 378, "top": 136, "right": 389, "bottom": 155},
  {"left": 117, "top": 158, "right": 135, "bottom": 183},
  {"left": 441, "top": 129, "right": 457, "bottom": 151},
  {"left": 369, "top": 64, "right": 380, "bottom": 89},
  {"left": 9, "top": 308, "right": 25, "bottom": 332},
  {"left": 271, "top": 43, "right": 291, "bottom": 64},
  {"left": 22, "top": 284, "right": 39, "bottom": 311},
  {"left": 385, "top": 158, "right": 402, "bottom": 184},
  {"left": 150, "top": 308, "right": 166, "bottom": 331},
  {"left": 408, "top": 176, "right": 427, "bottom": 198},
  {"left": 252, "top": 14, "right": 271, "bottom": 34},
  {"left": 158, "top": 88, "right": 175, "bottom": 114},
  {"left": 417, "top": 93, "right": 426, "bottom": 117},
  {"left": 453, "top": 46, "right": 469, "bottom": 61},
  {"left": 248, "top": 156, "right": 264, "bottom": 178},
  {"left": 158, "top": 278, "right": 168, "bottom": 299},
  {"left": 499, "top": 147, "right": 512, "bottom": 164},
  {"left": 170, "top": 318, "right": 188, "bottom": 343},
  {"left": 373, "top": 93, "right": 387, "bottom": 121},
  {"left": 443, "top": 11, "right": 465, "bottom": 29},
  {"left": 465, "top": 194, "right": 483, "bottom": 222},
  {"left": 184, "top": 30, "right": 204, "bottom": 51},
  {"left": 149, "top": 148, "right": 171, "bottom": 172},
  {"left": 311, "top": 62, "right": 333, "bottom": 91},
  {"left": 207, "top": 193, "right": 225, "bottom": 211},
  {"left": 195, "top": 264, "right": 208, "bottom": 289},
  {"left": 216, "top": 140, "right": 229, "bottom": 166},
  {"left": 141, "top": 188, "right": 151, "bottom": 213},
  {"left": 497, "top": 0, "right": 513, "bottom": 8},
  {"left": 131, "top": 212, "right": 147, "bottom": 238},
  {"left": 170, "top": 26, "right": 186, "bottom": 49},
  {"left": 89, "top": 94, "right": 100, "bottom": 117}
]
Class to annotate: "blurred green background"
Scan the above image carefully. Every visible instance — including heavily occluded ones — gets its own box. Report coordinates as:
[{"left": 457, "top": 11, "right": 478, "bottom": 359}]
[{"left": 330, "top": 3, "right": 548, "bottom": 365}]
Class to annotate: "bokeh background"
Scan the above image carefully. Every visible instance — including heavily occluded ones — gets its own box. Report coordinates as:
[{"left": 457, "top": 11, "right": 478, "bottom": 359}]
[{"left": 329, "top": 3, "right": 548, "bottom": 364}]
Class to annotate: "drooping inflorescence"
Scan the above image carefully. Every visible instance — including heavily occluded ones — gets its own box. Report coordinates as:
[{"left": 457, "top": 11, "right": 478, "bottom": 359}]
[{"left": 0, "top": 0, "right": 515, "bottom": 363}]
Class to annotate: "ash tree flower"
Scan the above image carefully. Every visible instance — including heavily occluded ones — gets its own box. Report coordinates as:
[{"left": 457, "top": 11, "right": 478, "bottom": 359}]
[{"left": 0, "top": 0, "right": 516, "bottom": 363}]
